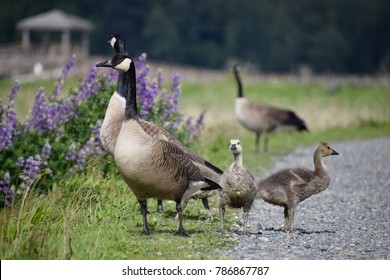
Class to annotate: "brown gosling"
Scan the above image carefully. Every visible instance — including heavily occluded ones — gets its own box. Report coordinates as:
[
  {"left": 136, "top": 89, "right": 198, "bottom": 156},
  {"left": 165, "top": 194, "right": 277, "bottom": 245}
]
[
  {"left": 256, "top": 142, "right": 339, "bottom": 232},
  {"left": 219, "top": 139, "right": 256, "bottom": 234},
  {"left": 233, "top": 65, "right": 308, "bottom": 153}
]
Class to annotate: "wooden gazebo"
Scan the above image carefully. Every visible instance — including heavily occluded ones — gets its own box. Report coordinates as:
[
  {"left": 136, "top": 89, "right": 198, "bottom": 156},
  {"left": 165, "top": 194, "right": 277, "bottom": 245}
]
[{"left": 16, "top": 9, "right": 93, "bottom": 59}]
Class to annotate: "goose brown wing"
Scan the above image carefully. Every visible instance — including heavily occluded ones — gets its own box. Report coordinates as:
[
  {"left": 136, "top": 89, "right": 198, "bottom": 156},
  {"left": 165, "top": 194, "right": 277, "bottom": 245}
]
[
  {"left": 140, "top": 119, "right": 206, "bottom": 163},
  {"left": 158, "top": 140, "right": 204, "bottom": 183},
  {"left": 266, "top": 106, "right": 308, "bottom": 131}
]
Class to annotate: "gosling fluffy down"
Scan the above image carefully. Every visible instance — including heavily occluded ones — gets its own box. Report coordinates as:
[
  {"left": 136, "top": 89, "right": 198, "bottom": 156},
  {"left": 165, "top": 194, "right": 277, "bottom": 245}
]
[
  {"left": 256, "top": 142, "right": 339, "bottom": 232},
  {"left": 219, "top": 139, "right": 256, "bottom": 234}
]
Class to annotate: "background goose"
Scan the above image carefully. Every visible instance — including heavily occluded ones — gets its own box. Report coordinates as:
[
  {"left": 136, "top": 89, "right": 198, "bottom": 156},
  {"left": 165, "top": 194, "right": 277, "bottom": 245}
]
[
  {"left": 256, "top": 142, "right": 339, "bottom": 232},
  {"left": 96, "top": 53, "right": 221, "bottom": 236},
  {"left": 233, "top": 65, "right": 308, "bottom": 152},
  {"left": 106, "top": 33, "right": 223, "bottom": 217},
  {"left": 219, "top": 139, "right": 256, "bottom": 234}
]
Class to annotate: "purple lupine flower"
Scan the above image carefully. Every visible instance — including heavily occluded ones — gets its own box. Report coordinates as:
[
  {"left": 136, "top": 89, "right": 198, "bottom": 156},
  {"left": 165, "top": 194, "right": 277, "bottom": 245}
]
[
  {"left": 0, "top": 174, "right": 13, "bottom": 206},
  {"left": 23, "top": 87, "right": 51, "bottom": 134},
  {"left": 103, "top": 68, "right": 118, "bottom": 85},
  {"left": 65, "top": 143, "right": 77, "bottom": 162},
  {"left": 18, "top": 143, "right": 52, "bottom": 189},
  {"left": 51, "top": 55, "right": 76, "bottom": 99},
  {"left": 66, "top": 121, "right": 104, "bottom": 174},
  {"left": 186, "top": 112, "right": 205, "bottom": 136},
  {"left": 19, "top": 154, "right": 43, "bottom": 189},
  {"left": 76, "top": 66, "right": 99, "bottom": 103},
  {"left": 136, "top": 53, "right": 158, "bottom": 118},
  {"left": 0, "top": 81, "right": 20, "bottom": 151},
  {"left": 89, "top": 121, "right": 104, "bottom": 157},
  {"left": 157, "top": 70, "right": 163, "bottom": 90}
]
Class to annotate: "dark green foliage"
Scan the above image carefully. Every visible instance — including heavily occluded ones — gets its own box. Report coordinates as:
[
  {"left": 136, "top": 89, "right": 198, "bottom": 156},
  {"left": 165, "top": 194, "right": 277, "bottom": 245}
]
[{"left": 1, "top": 0, "right": 389, "bottom": 73}]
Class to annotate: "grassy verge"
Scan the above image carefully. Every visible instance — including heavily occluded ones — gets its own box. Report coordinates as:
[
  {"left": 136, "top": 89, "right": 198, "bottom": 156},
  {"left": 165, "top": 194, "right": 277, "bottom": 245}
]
[{"left": 0, "top": 75, "right": 389, "bottom": 259}]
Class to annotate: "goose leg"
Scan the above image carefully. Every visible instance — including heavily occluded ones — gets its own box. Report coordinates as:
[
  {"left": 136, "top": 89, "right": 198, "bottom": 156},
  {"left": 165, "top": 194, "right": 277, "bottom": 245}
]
[
  {"left": 219, "top": 205, "right": 226, "bottom": 231},
  {"left": 174, "top": 201, "right": 189, "bottom": 237},
  {"left": 175, "top": 199, "right": 189, "bottom": 220},
  {"left": 157, "top": 199, "right": 164, "bottom": 213},
  {"left": 255, "top": 132, "right": 261, "bottom": 153},
  {"left": 201, "top": 198, "right": 214, "bottom": 221},
  {"left": 263, "top": 132, "right": 269, "bottom": 153},
  {"left": 139, "top": 199, "right": 151, "bottom": 235}
]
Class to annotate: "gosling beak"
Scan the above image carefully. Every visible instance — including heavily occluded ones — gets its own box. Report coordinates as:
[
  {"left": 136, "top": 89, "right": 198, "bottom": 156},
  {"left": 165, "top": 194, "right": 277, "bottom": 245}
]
[
  {"left": 230, "top": 144, "right": 237, "bottom": 151},
  {"left": 96, "top": 59, "right": 113, "bottom": 68},
  {"left": 331, "top": 149, "right": 339, "bottom": 155}
]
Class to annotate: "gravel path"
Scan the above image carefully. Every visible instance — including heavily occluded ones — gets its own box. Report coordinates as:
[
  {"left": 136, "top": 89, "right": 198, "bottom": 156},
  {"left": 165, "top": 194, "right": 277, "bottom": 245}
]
[{"left": 220, "top": 137, "right": 390, "bottom": 259}]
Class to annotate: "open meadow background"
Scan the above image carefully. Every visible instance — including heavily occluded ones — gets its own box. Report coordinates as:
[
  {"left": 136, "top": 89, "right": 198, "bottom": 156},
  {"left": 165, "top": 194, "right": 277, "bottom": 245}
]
[{"left": 0, "top": 62, "right": 389, "bottom": 259}]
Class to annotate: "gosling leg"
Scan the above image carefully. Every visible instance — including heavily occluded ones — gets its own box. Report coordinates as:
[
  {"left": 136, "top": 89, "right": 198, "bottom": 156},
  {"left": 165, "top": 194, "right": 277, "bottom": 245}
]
[
  {"left": 283, "top": 207, "right": 289, "bottom": 231},
  {"left": 287, "top": 207, "right": 295, "bottom": 232},
  {"left": 219, "top": 205, "right": 226, "bottom": 231},
  {"left": 201, "top": 198, "right": 214, "bottom": 221},
  {"left": 242, "top": 210, "right": 249, "bottom": 235}
]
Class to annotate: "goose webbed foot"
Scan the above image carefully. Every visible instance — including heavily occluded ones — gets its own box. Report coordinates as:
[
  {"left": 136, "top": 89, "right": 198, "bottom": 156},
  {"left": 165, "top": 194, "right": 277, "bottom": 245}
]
[{"left": 174, "top": 228, "right": 189, "bottom": 237}]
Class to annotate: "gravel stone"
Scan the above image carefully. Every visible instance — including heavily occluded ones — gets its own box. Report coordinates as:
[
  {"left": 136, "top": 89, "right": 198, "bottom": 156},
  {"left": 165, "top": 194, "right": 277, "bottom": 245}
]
[{"left": 219, "top": 137, "right": 390, "bottom": 259}]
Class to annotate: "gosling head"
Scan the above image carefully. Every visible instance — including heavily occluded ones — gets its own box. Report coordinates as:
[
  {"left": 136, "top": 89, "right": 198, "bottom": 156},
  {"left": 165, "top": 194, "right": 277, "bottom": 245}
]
[
  {"left": 109, "top": 33, "right": 126, "bottom": 54},
  {"left": 318, "top": 142, "right": 339, "bottom": 157},
  {"left": 96, "top": 54, "right": 133, "bottom": 73},
  {"left": 229, "top": 139, "right": 242, "bottom": 155}
]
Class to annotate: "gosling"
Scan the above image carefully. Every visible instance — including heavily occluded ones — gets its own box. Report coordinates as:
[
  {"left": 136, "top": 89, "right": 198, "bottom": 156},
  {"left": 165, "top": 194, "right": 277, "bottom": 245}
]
[
  {"left": 256, "top": 142, "right": 339, "bottom": 232},
  {"left": 219, "top": 139, "right": 256, "bottom": 234}
]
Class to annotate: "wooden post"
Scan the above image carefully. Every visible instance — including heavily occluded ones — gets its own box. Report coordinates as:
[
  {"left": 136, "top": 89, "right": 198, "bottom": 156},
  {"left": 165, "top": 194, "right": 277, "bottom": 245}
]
[
  {"left": 61, "top": 29, "right": 71, "bottom": 57},
  {"left": 21, "top": 29, "right": 30, "bottom": 50}
]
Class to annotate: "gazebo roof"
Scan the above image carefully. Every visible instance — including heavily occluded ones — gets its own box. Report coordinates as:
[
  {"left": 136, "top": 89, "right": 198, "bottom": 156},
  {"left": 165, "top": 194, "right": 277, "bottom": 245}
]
[{"left": 16, "top": 9, "right": 93, "bottom": 32}]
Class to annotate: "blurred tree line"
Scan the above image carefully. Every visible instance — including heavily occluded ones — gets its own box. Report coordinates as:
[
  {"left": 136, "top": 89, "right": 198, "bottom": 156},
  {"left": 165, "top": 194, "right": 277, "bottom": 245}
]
[{"left": 1, "top": 0, "right": 389, "bottom": 73}]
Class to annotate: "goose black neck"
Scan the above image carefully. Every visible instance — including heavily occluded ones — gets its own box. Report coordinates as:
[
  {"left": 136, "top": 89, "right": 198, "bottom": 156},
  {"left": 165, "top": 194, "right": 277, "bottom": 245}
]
[
  {"left": 123, "top": 62, "right": 138, "bottom": 120},
  {"left": 117, "top": 72, "right": 127, "bottom": 99},
  {"left": 234, "top": 68, "right": 244, "bottom": 98}
]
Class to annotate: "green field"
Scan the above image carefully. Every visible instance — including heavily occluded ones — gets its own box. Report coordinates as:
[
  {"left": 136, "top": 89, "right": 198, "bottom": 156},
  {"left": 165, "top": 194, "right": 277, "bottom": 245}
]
[{"left": 1, "top": 73, "right": 389, "bottom": 259}]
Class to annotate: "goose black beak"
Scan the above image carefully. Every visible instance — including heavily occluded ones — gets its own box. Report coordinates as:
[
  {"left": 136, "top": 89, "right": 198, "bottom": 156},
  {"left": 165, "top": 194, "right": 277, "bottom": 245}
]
[
  {"left": 96, "top": 59, "right": 113, "bottom": 68},
  {"left": 331, "top": 149, "right": 339, "bottom": 155}
]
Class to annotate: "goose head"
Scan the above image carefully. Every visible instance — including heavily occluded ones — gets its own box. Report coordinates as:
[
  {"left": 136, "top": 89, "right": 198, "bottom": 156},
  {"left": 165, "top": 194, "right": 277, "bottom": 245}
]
[
  {"left": 96, "top": 54, "right": 133, "bottom": 73},
  {"left": 96, "top": 54, "right": 138, "bottom": 117},
  {"left": 109, "top": 33, "right": 127, "bottom": 54},
  {"left": 318, "top": 142, "right": 339, "bottom": 157},
  {"left": 233, "top": 64, "right": 240, "bottom": 75},
  {"left": 229, "top": 139, "right": 242, "bottom": 155}
]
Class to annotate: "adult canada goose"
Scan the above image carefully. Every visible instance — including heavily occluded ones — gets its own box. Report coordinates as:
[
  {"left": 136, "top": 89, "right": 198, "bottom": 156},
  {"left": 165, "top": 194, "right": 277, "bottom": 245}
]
[
  {"left": 256, "top": 142, "right": 339, "bottom": 232},
  {"left": 96, "top": 53, "right": 221, "bottom": 236},
  {"left": 233, "top": 65, "right": 308, "bottom": 152},
  {"left": 219, "top": 139, "right": 256, "bottom": 234},
  {"left": 106, "top": 33, "right": 222, "bottom": 217}
]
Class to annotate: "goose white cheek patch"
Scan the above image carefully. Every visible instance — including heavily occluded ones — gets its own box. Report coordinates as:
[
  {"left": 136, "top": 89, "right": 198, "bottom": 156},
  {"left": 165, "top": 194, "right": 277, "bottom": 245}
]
[
  {"left": 110, "top": 37, "right": 116, "bottom": 48},
  {"left": 116, "top": 58, "right": 132, "bottom": 72}
]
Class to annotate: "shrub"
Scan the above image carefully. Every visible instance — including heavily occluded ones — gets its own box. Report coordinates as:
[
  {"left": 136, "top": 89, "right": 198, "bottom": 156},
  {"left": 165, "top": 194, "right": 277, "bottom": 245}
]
[{"left": 0, "top": 53, "right": 204, "bottom": 207}]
